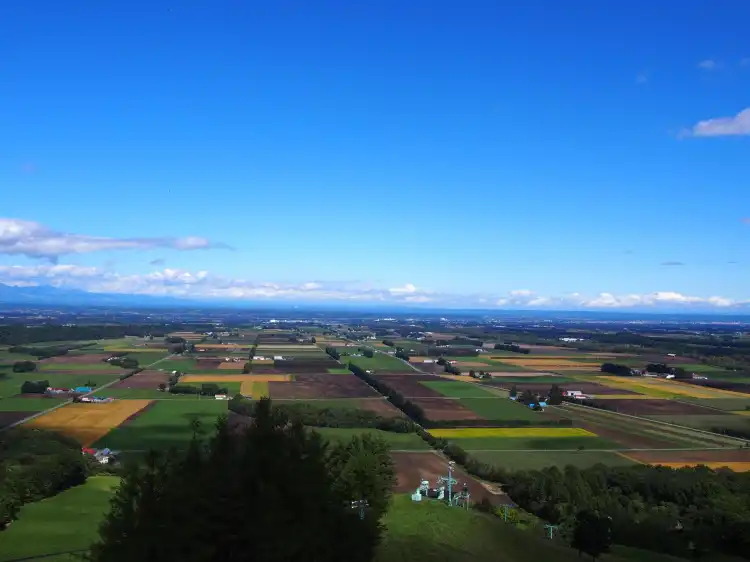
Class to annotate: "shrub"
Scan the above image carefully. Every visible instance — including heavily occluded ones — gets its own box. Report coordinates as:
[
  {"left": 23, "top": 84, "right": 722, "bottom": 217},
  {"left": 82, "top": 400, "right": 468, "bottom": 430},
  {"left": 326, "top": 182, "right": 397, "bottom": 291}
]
[{"left": 12, "top": 361, "right": 36, "bottom": 373}]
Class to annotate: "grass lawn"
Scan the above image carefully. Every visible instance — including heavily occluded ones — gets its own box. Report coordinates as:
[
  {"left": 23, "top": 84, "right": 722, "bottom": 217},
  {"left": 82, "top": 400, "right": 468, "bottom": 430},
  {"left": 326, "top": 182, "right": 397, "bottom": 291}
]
[
  {"left": 442, "top": 435, "right": 622, "bottom": 451},
  {"left": 328, "top": 368, "right": 353, "bottom": 374},
  {"left": 458, "top": 398, "right": 556, "bottom": 421},
  {"left": 0, "top": 396, "right": 66, "bottom": 411},
  {"left": 347, "top": 353, "right": 414, "bottom": 372},
  {"left": 0, "top": 476, "right": 120, "bottom": 562},
  {"left": 420, "top": 380, "right": 497, "bottom": 398},
  {"left": 470, "top": 450, "right": 637, "bottom": 471},
  {"left": 311, "top": 427, "right": 429, "bottom": 449},
  {"left": 92, "top": 400, "right": 229, "bottom": 450},
  {"left": 157, "top": 358, "right": 198, "bottom": 372}
]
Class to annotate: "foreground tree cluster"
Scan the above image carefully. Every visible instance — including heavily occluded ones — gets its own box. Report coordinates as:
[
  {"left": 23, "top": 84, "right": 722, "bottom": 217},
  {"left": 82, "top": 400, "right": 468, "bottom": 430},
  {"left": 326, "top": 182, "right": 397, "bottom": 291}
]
[{"left": 91, "top": 399, "right": 395, "bottom": 562}]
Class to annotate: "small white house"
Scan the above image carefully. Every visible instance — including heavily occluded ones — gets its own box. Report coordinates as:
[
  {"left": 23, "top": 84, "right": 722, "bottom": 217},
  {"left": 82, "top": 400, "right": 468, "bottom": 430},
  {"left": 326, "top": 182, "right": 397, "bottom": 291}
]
[
  {"left": 667, "top": 353, "right": 677, "bottom": 358},
  {"left": 214, "top": 394, "right": 228, "bottom": 400},
  {"left": 253, "top": 356, "right": 267, "bottom": 361},
  {"left": 273, "top": 355, "right": 284, "bottom": 360}
]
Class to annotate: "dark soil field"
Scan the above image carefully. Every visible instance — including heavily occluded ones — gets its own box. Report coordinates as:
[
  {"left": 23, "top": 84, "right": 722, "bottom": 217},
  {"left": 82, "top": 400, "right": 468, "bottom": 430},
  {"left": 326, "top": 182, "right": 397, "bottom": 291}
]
[
  {"left": 39, "top": 354, "right": 113, "bottom": 365},
  {"left": 575, "top": 420, "right": 679, "bottom": 449},
  {"left": 112, "top": 370, "right": 170, "bottom": 389},
  {"left": 196, "top": 358, "right": 222, "bottom": 369},
  {"left": 391, "top": 452, "right": 513, "bottom": 506},
  {"left": 410, "top": 362, "right": 442, "bottom": 373},
  {"left": 272, "top": 398, "right": 404, "bottom": 417},
  {"left": 0, "top": 411, "right": 30, "bottom": 428},
  {"left": 375, "top": 374, "right": 445, "bottom": 397},
  {"left": 269, "top": 374, "right": 379, "bottom": 399},
  {"left": 274, "top": 359, "right": 341, "bottom": 372},
  {"left": 248, "top": 367, "right": 288, "bottom": 374},
  {"left": 590, "top": 398, "right": 720, "bottom": 415},
  {"left": 409, "top": 397, "right": 483, "bottom": 421},
  {"left": 684, "top": 379, "right": 750, "bottom": 395}
]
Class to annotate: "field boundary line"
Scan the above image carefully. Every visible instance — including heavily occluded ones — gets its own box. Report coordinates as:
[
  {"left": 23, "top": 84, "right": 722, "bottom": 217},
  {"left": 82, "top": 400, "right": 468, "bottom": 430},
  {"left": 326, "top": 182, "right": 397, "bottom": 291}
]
[{"left": 560, "top": 402, "right": 750, "bottom": 446}]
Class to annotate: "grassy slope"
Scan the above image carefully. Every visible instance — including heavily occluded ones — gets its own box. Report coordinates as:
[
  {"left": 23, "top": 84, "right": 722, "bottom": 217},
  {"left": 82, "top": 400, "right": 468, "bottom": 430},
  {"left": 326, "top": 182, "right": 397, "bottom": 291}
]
[
  {"left": 0, "top": 482, "right": 707, "bottom": 562},
  {"left": 0, "top": 476, "right": 120, "bottom": 562}
]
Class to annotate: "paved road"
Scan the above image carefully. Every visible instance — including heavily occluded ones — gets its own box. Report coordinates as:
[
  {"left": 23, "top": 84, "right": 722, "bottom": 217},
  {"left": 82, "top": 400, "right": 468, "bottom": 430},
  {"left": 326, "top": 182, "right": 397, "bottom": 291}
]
[{"left": 0, "top": 351, "right": 175, "bottom": 432}]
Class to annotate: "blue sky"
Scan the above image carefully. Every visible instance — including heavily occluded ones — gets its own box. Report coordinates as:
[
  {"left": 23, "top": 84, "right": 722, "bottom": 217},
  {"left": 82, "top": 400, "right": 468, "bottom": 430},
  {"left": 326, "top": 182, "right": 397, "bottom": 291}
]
[{"left": 1, "top": 1, "right": 749, "bottom": 309}]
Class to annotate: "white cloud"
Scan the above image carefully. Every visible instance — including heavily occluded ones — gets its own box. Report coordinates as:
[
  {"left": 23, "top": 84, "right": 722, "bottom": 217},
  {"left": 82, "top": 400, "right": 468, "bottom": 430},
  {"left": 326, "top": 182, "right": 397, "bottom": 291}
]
[
  {"left": 0, "top": 264, "right": 746, "bottom": 309},
  {"left": 686, "top": 107, "right": 750, "bottom": 137},
  {"left": 389, "top": 283, "right": 418, "bottom": 295},
  {"left": 698, "top": 59, "right": 719, "bottom": 70},
  {"left": 0, "top": 218, "right": 228, "bottom": 261}
]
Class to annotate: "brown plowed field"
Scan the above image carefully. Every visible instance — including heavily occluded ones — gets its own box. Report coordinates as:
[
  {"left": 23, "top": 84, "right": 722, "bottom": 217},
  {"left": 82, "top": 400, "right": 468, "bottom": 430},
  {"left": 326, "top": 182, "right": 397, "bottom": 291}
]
[
  {"left": 410, "top": 397, "right": 483, "bottom": 421},
  {"left": 269, "top": 374, "right": 379, "bottom": 399},
  {"left": 410, "top": 362, "right": 441, "bottom": 373},
  {"left": 250, "top": 367, "right": 288, "bottom": 374},
  {"left": 391, "top": 452, "right": 512, "bottom": 506},
  {"left": 273, "top": 398, "right": 404, "bottom": 417},
  {"left": 112, "top": 370, "right": 170, "bottom": 389},
  {"left": 39, "top": 354, "right": 114, "bottom": 365},
  {"left": 590, "top": 398, "right": 719, "bottom": 415},
  {"left": 575, "top": 421, "right": 678, "bottom": 449},
  {"left": 0, "top": 412, "right": 31, "bottom": 428},
  {"left": 374, "top": 374, "right": 445, "bottom": 398},
  {"left": 196, "top": 358, "right": 222, "bottom": 369},
  {"left": 218, "top": 362, "right": 245, "bottom": 370}
]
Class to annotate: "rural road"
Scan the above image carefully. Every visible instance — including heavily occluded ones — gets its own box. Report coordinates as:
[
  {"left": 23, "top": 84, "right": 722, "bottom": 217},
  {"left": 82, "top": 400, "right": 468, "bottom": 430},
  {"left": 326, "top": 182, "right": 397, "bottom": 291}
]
[{"left": 0, "top": 350, "right": 176, "bottom": 433}]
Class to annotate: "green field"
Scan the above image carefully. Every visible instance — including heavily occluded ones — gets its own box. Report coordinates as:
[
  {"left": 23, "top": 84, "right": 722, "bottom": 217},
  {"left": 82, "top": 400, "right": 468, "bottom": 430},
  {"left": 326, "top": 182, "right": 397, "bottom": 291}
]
[
  {"left": 442, "top": 435, "right": 622, "bottom": 451},
  {"left": 0, "top": 396, "right": 66, "bottom": 411},
  {"left": 470, "top": 450, "right": 637, "bottom": 471},
  {"left": 92, "top": 400, "right": 229, "bottom": 450},
  {"left": 328, "top": 368, "right": 353, "bottom": 374},
  {"left": 457, "top": 398, "right": 556, "bottom": 421},
  {"left": 0, "top": 476, "right": 120, "bottom": 562},
  {"left": 347, "top": 353, "right": 414, "bottom": 372},
  {"left": 0, "top": 373, "right": 120, "bottom": 399},
  {"left": 420, "top": 380, "right": 497, "bottom": 398},
  {"left": 157, "top": 358, "right": 199, "bottom": 372},
  {"left": 120, "top": 351, "right": 171, "bottom": 365},
  {"left": 646, "top": 413, "right": 750, "bottom": 432},
  {"left": 311, "top": 428, "right": 429, "bottom": 449},
  {"left": 675, "top": 363, "right": 729, "bottom": 373},
  {"left": 38, "top": 363, "right": 123, "bottom": 372}
]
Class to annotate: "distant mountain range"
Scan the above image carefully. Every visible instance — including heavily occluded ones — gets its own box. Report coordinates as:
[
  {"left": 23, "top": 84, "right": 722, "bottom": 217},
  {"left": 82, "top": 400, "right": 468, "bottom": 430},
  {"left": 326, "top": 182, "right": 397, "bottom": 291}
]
[{"left": 0, "top": 283, "right": 184, "bottom": 307}]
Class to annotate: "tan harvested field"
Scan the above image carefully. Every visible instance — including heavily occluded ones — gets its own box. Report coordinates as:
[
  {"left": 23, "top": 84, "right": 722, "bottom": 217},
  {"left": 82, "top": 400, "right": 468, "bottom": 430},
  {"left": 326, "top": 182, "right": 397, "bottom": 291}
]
[
  {"left": 497, "top": 358, "right": 601, "bottom": 370},
  {"left": 27, "top": 400, "right": 153, "bottom": 446},
  {"left": 426, "top": 333, "right": 456, "bottom": 340},
  {"left": 596, "top": 376, "right": 750, "bottom": 399},
  {"left": 218, "top": 362, "right": 245, "bottom": 370},
  {"left": 408, "top": 356, "right": 434, "bottom": 362},
  {"left": 488, "top": 372, "right": 561, "bottom": 377}
]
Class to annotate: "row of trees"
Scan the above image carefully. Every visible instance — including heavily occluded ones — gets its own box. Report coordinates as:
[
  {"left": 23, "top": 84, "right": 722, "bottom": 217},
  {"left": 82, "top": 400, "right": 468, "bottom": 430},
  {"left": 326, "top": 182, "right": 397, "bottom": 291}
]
[
  {"left": 90, "top": 400, "right": 395, "bottom": 561},
  {"left": 600, "top": 363, "right": 633, "bottom": 376},
  {"left": 20, "top": 379, "right": 52, "bottom": 393},
  {"left": 168, "top": 383, "right": 229, "bottom": 396},
  {"left": 105, "top": 356, "right": 139, "bottom": 369},
  {"left": 325, "top": 346, "right": 341, "bottom": 360},
  {"left": 494, "top": 343, "right": 531, "bottom": 354},
  {"left": 8, "top": 343, "right": 92, "bottom": 359},
  {"left": 348, "top": 363, "right": 426, "bottom": 424},
  {"left": 0, "top": 324, "right": 183, "bottom": 346},
  {"left": 12, "top": 360, "right": 36, "bottom": 372}
]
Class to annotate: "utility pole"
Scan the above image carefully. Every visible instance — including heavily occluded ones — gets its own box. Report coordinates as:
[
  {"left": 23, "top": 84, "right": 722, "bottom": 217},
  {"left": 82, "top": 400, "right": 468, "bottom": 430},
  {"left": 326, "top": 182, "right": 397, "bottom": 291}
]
[{"left": 544, "top": 524, "right": 559, "bottom": 540}]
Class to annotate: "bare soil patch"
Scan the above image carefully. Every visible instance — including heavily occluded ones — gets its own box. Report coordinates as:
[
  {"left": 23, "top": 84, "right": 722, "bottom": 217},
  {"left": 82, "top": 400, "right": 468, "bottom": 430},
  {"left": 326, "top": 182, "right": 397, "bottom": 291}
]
[
  {"left": 391, "top": 452, "right": 512, "bottom": 505},
  {"left": 410, "top": 397, "right": 483, "bottom": 421},
  {"left": 39, "top": 354, "right": 113, "bottom": 365},
  {"left": 374, "top": 374, "right": 445, "bottom": 398},
  {"left": 217, "top": 362, "right": 245, "bottom": 370},
  {"left": 0, "top": 411, "right": 29, "bottom": 428},
  {"left": 269, "top": 374, "right": 379, "bottom": 399},
  {"left": 196, "top": 358, "right": 222, "bottom": 369},
  {"left": 590, "top": 398, "right": 719, "bottom": 415},
  {"left": 112, "top": 370, "right": 170, "bottom": 389}
]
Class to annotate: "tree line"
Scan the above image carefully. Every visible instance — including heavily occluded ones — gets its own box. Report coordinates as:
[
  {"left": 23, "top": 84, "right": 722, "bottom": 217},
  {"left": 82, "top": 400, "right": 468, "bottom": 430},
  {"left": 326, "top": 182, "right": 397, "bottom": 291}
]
[{"left": 494, "top": 343, "right": 531, "bottom": 354}]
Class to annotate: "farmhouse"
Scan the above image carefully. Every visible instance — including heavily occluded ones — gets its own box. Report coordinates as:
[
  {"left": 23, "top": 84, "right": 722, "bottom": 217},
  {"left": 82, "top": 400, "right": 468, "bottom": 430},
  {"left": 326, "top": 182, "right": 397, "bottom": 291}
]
[{"left": 45, "top": 387, "right": 70, "bottom": 395}]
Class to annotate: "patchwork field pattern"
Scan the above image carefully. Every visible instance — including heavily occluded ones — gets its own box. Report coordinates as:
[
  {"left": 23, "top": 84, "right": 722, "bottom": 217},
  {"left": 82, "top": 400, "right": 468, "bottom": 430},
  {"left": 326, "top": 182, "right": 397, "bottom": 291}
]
[{"left": 27, "top": 400, "right": 153, "bottom": 446}]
